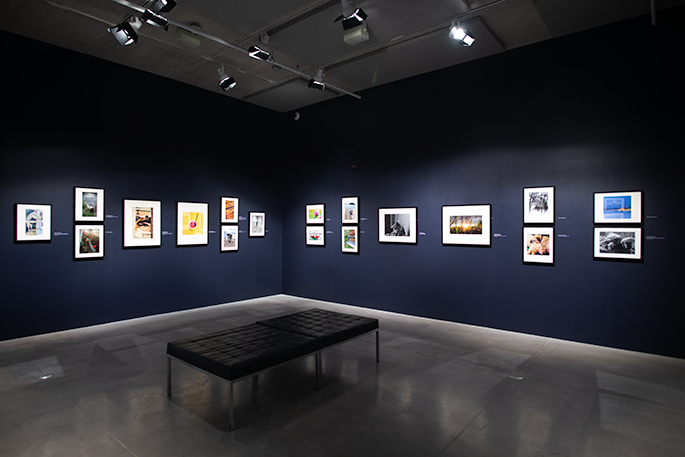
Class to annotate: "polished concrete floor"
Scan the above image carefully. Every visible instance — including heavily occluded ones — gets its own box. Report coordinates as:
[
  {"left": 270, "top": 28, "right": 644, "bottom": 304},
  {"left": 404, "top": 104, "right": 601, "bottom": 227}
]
[{"left": 1, "top": 295, "right": 684, "bottom": 457}]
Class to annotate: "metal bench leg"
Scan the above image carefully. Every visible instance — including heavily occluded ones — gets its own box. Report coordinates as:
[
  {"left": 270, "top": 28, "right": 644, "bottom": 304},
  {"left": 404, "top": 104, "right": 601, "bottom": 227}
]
[{"left": 228, "top": 381, "right": 235, "bottom": 431}]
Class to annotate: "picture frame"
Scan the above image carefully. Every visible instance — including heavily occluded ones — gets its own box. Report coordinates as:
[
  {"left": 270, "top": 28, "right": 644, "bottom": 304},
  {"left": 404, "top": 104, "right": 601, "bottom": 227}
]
[
  {"left": 523, "top": 227, "right": 555, "bottom": 265},
  {"left": 249, "top": 212, "right": 265, "bottom": 237},
  {"left": 442, "top": 204, "right": 491, "bottom": 246},
  {"left": 74, "top": 187, "right": 104, "bottom": 222},
  {"left": 221, "top": 197, "right": 239, "bottom": 224},
  {"left": 123, "top": 199, "right": 161, "bottom": 247},
  {"left": 342, "top": 197, "right": 359, "bottom": 224},
  {"left": 220, "top": 225, "right": 239, "bottom": 252},
  {"left": 306, "top": 204, "right": 325, "bottom": 224},
  {"left": 594, "top": 191, "right": 642, "bottom": 224},
  {"left": 306, "top": 225, "right": 325, "bottom": 246},
  {"left": 177, "top": 202, "right": 208, "bottom": 246},
  {"left": 378, "top": 207, "right": 417, "bottom": 244},
  {"left": 594, "top": 227, "right": 642, "bottom": 260},
  {"left": 524, "top": 186, "right": 555, "bottom": 224},
  {"left": 15, "top": 203, "right": 52, "bottom": 242},
  {"left": 74, "top": 224, "right": 104, "bottom": 259},
  {"left": 342, "top": 226, "right": 358, "bottom": 253}
]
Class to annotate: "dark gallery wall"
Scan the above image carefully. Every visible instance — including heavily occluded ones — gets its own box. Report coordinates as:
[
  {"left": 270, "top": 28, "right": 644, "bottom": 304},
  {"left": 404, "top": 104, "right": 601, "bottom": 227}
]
[
  {"left": 281, "top": 7, "right": 684, "bottom": 358},
  {"left": 0, "top": 31, "right": 286, "bottom": 340}
]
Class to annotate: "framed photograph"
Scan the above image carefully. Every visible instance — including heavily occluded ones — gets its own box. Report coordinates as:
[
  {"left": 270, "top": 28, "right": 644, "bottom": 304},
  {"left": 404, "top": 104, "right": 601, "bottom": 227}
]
[
  {"left": 523, "top": 227, "right": 554, "bottom": 265},
  {"left": 306, "top": 204, "right": 325, "bottom": 224},
  {"left": 524, "top": 186, "right": 554, "bottom": 224},
  {"left": 249, "top": 212, "right": 265, "bottom": 237},
  {"left": 342, "top": 197, "right": 359, "bottom": 224},
  {"left": 594, "top": 191, "right": 642, "bottom": 224},
  {"left": 75, "top": 187, "right": 104, "bottom": 222},
  {"left": 221, "top": 197, "right": 239, "bottom": 224},
  {"left": 342, "top": 226, "right": 358, "bottom": 253},
  {"left": 74, "top": 225, "right": 104, "bottom": 259},
  {"left": 594, "top": 227, "right": 642, "bottom": 260},
  {"left": 15, "top": 203, "right": 52, "bottom": 242},
  {"left": 177, "top": 202, "right": 208, "bottom": 246},
  {"left": 379, "top": 207, "right": 417, "bottom": 244},
  {"left": 123, "top": 199, "right": 161, "bottom": 247},
  {"left": 442, "top": 205, "right": 491, "bottom": 246},
  {"left": 221, "top": 225, "right": 239, "bottom": 252},
  {"left": 306, "top": 226, "right": 325, "bottom": 246}
]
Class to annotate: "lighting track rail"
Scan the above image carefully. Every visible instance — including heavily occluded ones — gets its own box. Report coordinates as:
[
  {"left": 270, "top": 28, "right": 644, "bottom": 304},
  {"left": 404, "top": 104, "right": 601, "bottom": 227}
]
[{"left": 110, "top": 0, "right": 362, "bottom": 100}]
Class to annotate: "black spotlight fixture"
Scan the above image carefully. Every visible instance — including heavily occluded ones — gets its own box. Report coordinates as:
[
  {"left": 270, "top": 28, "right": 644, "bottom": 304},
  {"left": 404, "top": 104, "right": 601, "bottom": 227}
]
[
  {"left": 142, "top": 9, "right": 169, "bottom": 30},
  {"left": 308, "top": 69, "right": 325, "bottom": 91},
  {"left": 218, "top": 65, "right": 237, "bottom": 91},
  {"left": 247, "top": 45, "right": 272, "bottom": 62},
  {"left": 108, "top": 18, "right": 141, "bottom": 46},
  {"left": 335, "top": 1, "right": 368, "bottom": 30},
  {"left": 149, "top": 0, "right": 177, "bottom": 14},
  {"left": 449, "top": 20, "right": 475, "bottom": 46}
]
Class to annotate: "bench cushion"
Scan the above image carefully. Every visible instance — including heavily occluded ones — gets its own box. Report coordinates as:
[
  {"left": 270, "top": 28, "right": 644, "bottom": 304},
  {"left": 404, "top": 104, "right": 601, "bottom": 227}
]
[
  {"left": 256, "top": 308, "right": 379, "bottom": 349},
  {"left": 167, "top": 323, "right": 318, "bottom": 381}
]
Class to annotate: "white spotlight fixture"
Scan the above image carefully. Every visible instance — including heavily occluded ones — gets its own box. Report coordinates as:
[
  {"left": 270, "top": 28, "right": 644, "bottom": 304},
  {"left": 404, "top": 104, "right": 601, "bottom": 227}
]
[
  {"left": 308, "top": 69, "right": 325, "bottom": 91},
  {"left": 108, "top": 17, "right": 142, "bottom": 46},
  {"left": 149, "top": 0, "right": 176, "bottom": 14},
  {"left": 218, "top": 65, "right": 237, "bottom": 91},
  {"left": 449, "top": 20, "right": 475, "bottom": 46},
  {"left": 142, "top": 9, "right": 169, "bottom": 30}
]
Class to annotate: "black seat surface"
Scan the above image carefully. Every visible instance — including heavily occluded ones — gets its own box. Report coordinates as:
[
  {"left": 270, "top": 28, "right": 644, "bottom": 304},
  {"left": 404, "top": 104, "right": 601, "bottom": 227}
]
[
  {"left": 256, "top": 308, "right": 379, "bottom": 349},
  {"left": 167, "top": 323, "right": 318, "bottom": 381}
]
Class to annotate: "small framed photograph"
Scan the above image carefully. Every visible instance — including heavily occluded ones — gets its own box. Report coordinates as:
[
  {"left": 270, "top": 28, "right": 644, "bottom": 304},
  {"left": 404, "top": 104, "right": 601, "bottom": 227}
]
[
  {"left": 306, "top": 226, "right": 325, "bottom": 246},
  {"left": 15, "top": 203, "right": 52, "bottom": 242},
  {"left": 75, "top": 225, "right": 104, "bottom": 259},
  {"left": 342, "top": 226, "right": 358, "bottom": 253},
  {"left": 221, "top": 197, "right": 239, "bottom": 224},
  {"left": 594, "top": 227, "right": 642, "bottom": 260},
  {"left": 442, "top": 204, "right": 491, "bottom": 246},
  {"left": 594, "top": 191, "right": 642, "bottom": 224},
  {"left": 75, "top": 187, "right": 104, "bottom": 222},
  {"left": 177, "top": 202, "right": 208, "bottom": 246},
  {"left": 379, "top": 207, "right": 417, "bottom": 244},
  {"left": 221, "top": 225, "right": 239, "bottom": 252},
  {"left": 306, "top": 204, "right": 325, "bottom": 224},
  {"left": 342, "top": 197, "right": 359, "bottom": 224},
  {"left": 524, "top": 186, "right": 554, "bottom": 224},
  {"left": 249, "top": 212, "right": 266, "bottom": 237},
  {"left": 123, "top": 199, "right": 161, "bottom": 247},
  {"left": 523, "top": 227, "right": 554, "bottom": 265}
]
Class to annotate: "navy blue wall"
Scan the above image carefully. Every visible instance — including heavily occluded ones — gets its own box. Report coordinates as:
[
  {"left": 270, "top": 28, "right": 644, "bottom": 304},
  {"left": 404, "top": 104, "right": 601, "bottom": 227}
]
[
  {"left": 281, "top": 9, "right": 683, "bottom": 358},
  {"left": 0, "top": 32, "right": 284, "bottom": 340}
]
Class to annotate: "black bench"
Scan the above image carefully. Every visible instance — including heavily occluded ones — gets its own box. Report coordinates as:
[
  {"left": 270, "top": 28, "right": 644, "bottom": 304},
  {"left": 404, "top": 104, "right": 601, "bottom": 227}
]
[{"left": 167, "top": 308, "right": 379, "bottom": 430}]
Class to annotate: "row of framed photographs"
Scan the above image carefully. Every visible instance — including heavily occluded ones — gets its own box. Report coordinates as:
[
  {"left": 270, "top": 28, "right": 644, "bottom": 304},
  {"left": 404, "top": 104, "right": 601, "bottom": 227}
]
[{"left": 306, "top": 197, "right": 359, "bottom": 224}]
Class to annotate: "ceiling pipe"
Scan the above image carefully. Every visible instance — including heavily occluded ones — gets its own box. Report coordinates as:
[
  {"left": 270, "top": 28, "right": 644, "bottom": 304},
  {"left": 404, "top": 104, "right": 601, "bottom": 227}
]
[{"left": 110, "top": 0, "right": 361, "bottom": 99}]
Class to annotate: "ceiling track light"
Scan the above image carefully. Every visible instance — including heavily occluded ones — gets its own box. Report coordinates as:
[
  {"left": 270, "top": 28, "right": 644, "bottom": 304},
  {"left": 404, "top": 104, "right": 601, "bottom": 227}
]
[
  {"left": 218, "top": 65, "right": 236, "bottom": 91},
  {"left": 149, "top": 0, "right": 176, "bottom": 14},
  {"left": 449, "top": 20, "right": 475, "bottom": 46},
  {"left": 108, "top": 17, "right": 142, "bottom": 46},
  {"left": 308, "top": 69, "right": 325, "bottom": 91},
  {"left": 335, "top": 1, "right": 368, "bottom": 30},
  {"left": 142, "top": 9, "right": 169, "bottom": 30}
]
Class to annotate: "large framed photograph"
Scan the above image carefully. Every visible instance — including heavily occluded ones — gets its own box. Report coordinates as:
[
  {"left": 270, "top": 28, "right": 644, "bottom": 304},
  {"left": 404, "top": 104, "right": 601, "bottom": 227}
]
[
  {"left": 75, "top": 187, "right": 104, "bottom": 222},
  {"left": 123, "top": 199, "right": 161, "bottom": 247},
  {"left": 594, "top": 227, "right": 642, "bottom": 260},
  {"left": 442, "top": 204, "right": 491, "bottom": 246},
  {"left": 221, "top": 197, "right": 239, "bottom": 224},
  {"left": 524, "top": 186, "right": 554, "bottom": 224},
  {"left": 74, "top": 224, "right": 104, "bottom": 259},
  {"left": 15, "top": 203, "right": 52, "bottom": 242},
  {"left": 306, "top": 204, "right": 325, "bottom": 224},
  {"left": 594, "top": 191, "right": 642, "bottom": 224},
  {"left": 249, "top": 212, "right": 265, "bottom": 237},
  {"left": 221, "top": 225, "right": 239, "bottom": 252},
  {"left": 306, "top": 225, "right": 325, "bottom": 246},
  {"left": 342, "top": 226, "right": 358, "bottom": 253},
  {"left": 523, "top": 227, "right": 554, "bottom": 265},
  {"left": 177, "top": 202, "right": 208, "bottom": 246},
  {"left": 342, "top": 197, "right": 359, "bottom": 224},
  {"left": 379, "top": 207, "right": 417, "bottom": 244}
]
